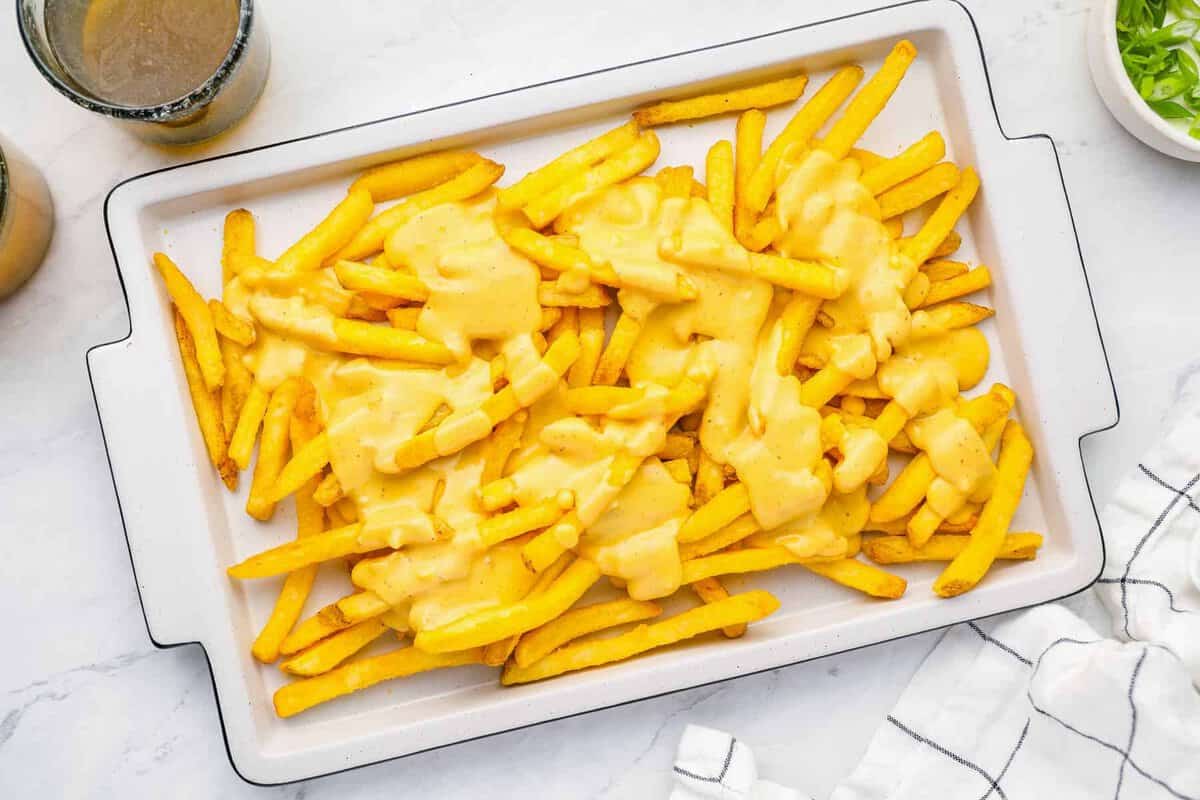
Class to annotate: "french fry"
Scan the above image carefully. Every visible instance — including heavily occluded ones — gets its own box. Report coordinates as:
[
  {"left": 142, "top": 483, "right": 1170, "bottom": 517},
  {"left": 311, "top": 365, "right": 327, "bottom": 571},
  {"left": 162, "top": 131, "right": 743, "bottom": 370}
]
[
  {"left": 251, "top": 397, "right": 327, "bottom": 663},
  {"left": 500, "top": 121, "right": 639, "bottom": 211},
  {"left": 537, "top": 281, "right": 611, "bottom": 308},
  {"left": 800, "top": 364, "right": 856, "bottom": 408},
  {"left": 514, "top": 598, "right": 662, "bottom": 667},
  {"left": 934, "top": 421, "right": 1034, "bottom": 597},
  {"left": 656, "top": 165, "right": 695, "bottom": 199},
  {"left": 229, "top": 523, "right": 378, "bottom": 580},
  {"left": 275, "top": 645, "right": 483, "bottom": 717},
  {"left": 481, "top": 552, "right": 574, "bottom": 666},
  {"left": 678, "top": 514, "right": 761, "bottom": 561},
  {"left": 802, "top": 558, "right": 907, "bottom": 599},
  {"left": 332, "top": 318, "right": 454, "bottom": 363},
  {"left": 218, "top": 337, "right": 252, "bottom": 441},
  {"left": 221, "top": 209, "right": 261, "bottom": 283},
  {"left": 693, "top": 451, "right": 726, "bottom": 506},
  {"left": 860, "top": 131, "right": 946, "bottom": 195},
  {"left": 332, "top": 260, "right": 430, "bottom": 302},
  {"left": 154, "top": 252, "right": 224, "bottom": 391},
  {"left": 280, "top": 592, "right": 391, "bottom": 655},
  {"left": 503, "top": 228, "right": 620, "bottom": 287},
  {"left": 350, "top": 149, "right": 483, "bottom": 202},
  {"left": 663, "top": 458, "right": 693, "bottom": 484},
  {"left": 339, "top": 159, "right": 505, "bottom": 262},
  {"left": 172, "top": 311, "right": 237, "bottom": 489},
  {"left": 393, "top": 331, "right": 580, "bottom": 470},
  {"left": 414, "top": 558, "right": 602, "bottom": 653},
  {"left": 733, "top": 109, "right": 766, "bottom": 246},
  {"left": 280, "top": 618, "right": 390, "bottom": 676},
  {"left": 569, "top": 308, "right": 606, "bottom": 388},
  {"left": 746, "top": 66, "right": 864, "bottom": 213},
  {"left": 848, "top": 147, "right": 886, "bottom": 171},
  {"left": 919, "top": 266, "right": 992, "bottom": 307},
  {"left": 678, "top": 482, "right": 751, "bottom": 543},
  {"left": 864, "top": 532, "right": 1042, "bottom": 564},
  {"left": 690, "top": 577, "right": 746, "bottom": 638},
  {"left": 901, "top": 168, "right": 979, "bottom": 267},
  {"left": 275, "top": 188, "right": 374, "bottom": 272},
  {"left": 742, "top": 213, "right": 781, "bottom": 252},
  {"left": 904, "top": 271, "right": 931, "bottom": 309},
  {"left": 480, "top": 410, "right": 527, "bottom": 485},
  {"left": 658, "top": 432, "right": 697, "bottom": 460},
  {"left": 209, "top": 299, "right": 256, "bottom": 346},
  {"left": 705, "top": 140, "right": 735, "bottom": 232},
  {"left": 877, "top": 162, "right": 961, "bottom": 220},
  {"left": 386, "top": 307, "right": 421, "bottom": 330},
  {"left": 819, "top": 40, "right": 918, "bottom": 161},
  {"left": 681, "top": 547, "right": 799, "bottom": 582},
  {"left": 921, "top": 259, "right": 969, "bottom": 282},
  {"left": 246, "top": 378, "right": 302, "bottom": 521},
  {"left": 479, "top": 494, "right": 575, "bottom": 548},
  {"left": 523, "top": 131, "right": 661, "bottom": 228},
  {"left": 883, "top": 217, "right": 904, "bottom": 238},
  {"left": 501, "top": 591, "right": 779, "bottom": 684},
  {"left": 228, "top": 383, "right": 270, "bottom": 470},
  {"left": 899, "top": 230, "right": 962, "bottom": 263},
  {"left": 266, "top": 431, "right": 331, "bottom": 504},
  {"left": 748, "top": 253, "right": 846, "bottom": 299},
  {"left": 634, "top": 74, "right": 808, "bottom": 127},
  {"left": 592, "top": 311, "right": 642, "bottom": 386},
  {"left": 313, "top": 472, "right": 343, "bottom": 507},
  {"left": 776, "top": 294, "right": 822, "bottom": 376}
]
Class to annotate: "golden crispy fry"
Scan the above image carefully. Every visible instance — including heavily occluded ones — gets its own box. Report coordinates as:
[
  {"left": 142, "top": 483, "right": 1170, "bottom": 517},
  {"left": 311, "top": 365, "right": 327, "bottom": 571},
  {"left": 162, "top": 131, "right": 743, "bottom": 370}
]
[
  {"left": 480, "top": 494, "right": 575, "bottom": 548},
  {"left": 313, "top": 471, "right": 343, "bottom": 507},
  {"left": 679, "top": 482, "right": 751, "bottom": 543},
  {"left": 500, "top": 121, "right": 639, "bottom": 211},
  {"left": 748, "top": 253, "right": 846, "bottom": 299},
  {"left": 501, "top": 590, "right": 779, "bottom": 684},
  {"left": 275, "top": 188, "right": 374, "bottom": 272},
  {"left": 338, "top": 159, "right": 505, "bottom": 262},
  {"left": 415, "top": 558, "right": 602, "bottom": 653},
  {"left": 481, "top": 552, "right": 574, "bottom": 666},
  {"left": 920, "top": 266, "right": 992, "bottom": 307},
  {"left": 280, "top": 618, "right": 390, "bottom": 676},
  {"left": 658, "top": 432, "right": 697, "bottom": 460},
  {"left": 246, "top": 378, "right": 302, "bottom": 521},
  {"left": 219, "top": 337, "right": 252, "bottom": 441},
  {"left": 693, "top": 451, "right": 726, "bottom": 506},
  {"left": 742, "top": 213, "right": 781, "bottom": 252},
  {"left": 275, "top": 645, "right": 483, "bottom": 717},
  {"left": 705, "top": 140, "right": 735, "bottom": 232},
  {"left": 819, "top": 40, "right": 918, "bottom": 161},
  {"left": 861, "top": 131, "right": 946, "bottom": 195},
  {"left": 172, "top": 311, "right": 237, "bottom": 489},
  {"left": 564, "top": 385, "right": 647, "bottom": 416},
  {"left": 734, "top": 109, "right": 766, "bottom": 246},
  {"left": 663, "top": 458, "right": 693, "bottom": 484},
  {"left": 537, "top": 281, "right": 611, "bottom": 308},
  {"left": 800, "top": 364, "right": 856, "bottom": 408},
  {"left": 332, "top": 319, "right": 451, "bottom": 363},
  {"left": 678, "top": 514, "right": 761, "bottom": 561},
  {"left": 280, "top": 594, "right": 372, "bottom": 655},
  {"left": 503, "top": 227, "right": 620, "bottom": 287},
  {"left": 266, "top": 431, "right": 331, "bottom": 503},
  {"left": 864, "top": 532, "right": 1042, "bottom": 564},
  {"left": 634, "top": 74, "right": 808, "bottom": 127},
  {"left": 228, "top": 383, "right": 270, "bottom": 470},
  {"left": 350, "top": 150, "right": 482, "bottom": 202},
  {"left": 251, "top": 402, "right": 327, "bottom": 663},
  {"left": 393, "top": 332, "right": 580, "bottom": 470},
  {"left": 523, "top": 131, "right": 661, "bottom": 228},
  {"left": 802, "top": 558, "right": 907, "bottom": 598},
  {"left": 228, "top": 523, "right": 373, "bottom": 579},
  {"left": 386, "top": 306, "right": 421, "bottom": 330},
  {"left": 689, "top": 577, "right": 746, "bottom": 638},
  {"left": 921, "top": 259, "right": 969, "bottom": 282},
  {"left": 901, "top": 168, "right": 979, "bottom": 266},
  {"left": 934, "top": 421, "right": 1034, "bottom": 597},
  {"left": 864, "top": 513, "right": 977, "bottom": 537},
  {"left": 514, "top": 598, "right": 662, "bottom": 667},
  {"left": 848, "top": 147, "right": 886, "bottom": 171},
  {"left": 209, "top": 299, "right": 256, "bottom": 346},
  {"left": 221, "top": 209, "right": 261, "bottom": 283},
  {"left": 592, "top": 311, "right": 642, "bottom": 386},
  {"left": 656, "top": 165, "right": 695, "bottom": 199},
  {"left": 904, "top": 271, "right": 931, "bottom": 310},
  {"left": 481, "top": 410, "right": 528, "bottom": 485},
  {"left": 155, "top": 252, "right": 224, "bottom": 391},
  {"left": 568, "top": 307, "right": 606, "bottom": 387},
  {"left": 878, "top": 162, "right": 961, "bottom": 220},
  {"left": 333, "top": 260, "right": 430, "bottom": 301},
  {"left": 681, "top": 547, "right": 800, "bottom": 582},
  {"left": 746, "top": 66, "right": 864, "bottom": 213}
]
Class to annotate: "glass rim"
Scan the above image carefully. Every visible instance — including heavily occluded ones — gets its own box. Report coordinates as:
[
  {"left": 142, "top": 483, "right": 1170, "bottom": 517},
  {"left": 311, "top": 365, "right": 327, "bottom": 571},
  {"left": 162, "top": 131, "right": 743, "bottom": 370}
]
[{"left": 15, "top": 0, "right": 255, "bottom": 122}]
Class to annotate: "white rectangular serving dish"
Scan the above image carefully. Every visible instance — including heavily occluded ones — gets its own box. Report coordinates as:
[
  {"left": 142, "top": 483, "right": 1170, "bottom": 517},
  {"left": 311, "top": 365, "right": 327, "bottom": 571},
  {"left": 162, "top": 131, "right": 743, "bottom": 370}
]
[{"left": 89, "top": 0, "right": 1118, "bottom": 785}]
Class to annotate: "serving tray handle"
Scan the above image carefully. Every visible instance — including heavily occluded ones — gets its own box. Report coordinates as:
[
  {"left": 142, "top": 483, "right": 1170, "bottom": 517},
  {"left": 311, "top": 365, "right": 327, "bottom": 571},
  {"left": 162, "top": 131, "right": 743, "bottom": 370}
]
[{"left": 89, "top": 336, "right": 227, "bottom": 647}]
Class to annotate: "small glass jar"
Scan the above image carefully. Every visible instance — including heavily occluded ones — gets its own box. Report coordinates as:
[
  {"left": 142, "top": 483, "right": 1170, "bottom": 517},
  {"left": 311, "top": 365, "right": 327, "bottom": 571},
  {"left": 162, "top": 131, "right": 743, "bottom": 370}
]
[
  {"left": 0, "top": 135, "right": 54, "bottom": 299},
  {"left": 16, "top": 0, "right": 270, "bottom": 146}
]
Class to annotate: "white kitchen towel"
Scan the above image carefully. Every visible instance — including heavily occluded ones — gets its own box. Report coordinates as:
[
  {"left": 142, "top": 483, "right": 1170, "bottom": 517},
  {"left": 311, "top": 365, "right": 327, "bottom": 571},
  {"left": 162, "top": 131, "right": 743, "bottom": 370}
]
[
  {"left": 830, "top": 605, "right": 1200, "bottom": 799},
  {"left": 670, "top": 723, "right": 810, "bottom": 800},
  {"left": 1093, "top": 400, "right": 1200, "bottom": 683}
]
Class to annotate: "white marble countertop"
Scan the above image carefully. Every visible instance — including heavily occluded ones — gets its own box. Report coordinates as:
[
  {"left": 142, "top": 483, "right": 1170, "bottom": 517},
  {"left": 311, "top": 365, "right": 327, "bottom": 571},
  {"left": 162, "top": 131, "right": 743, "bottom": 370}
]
[{"left": 1, "top": 0, "right": 1196, "bottom": 796}]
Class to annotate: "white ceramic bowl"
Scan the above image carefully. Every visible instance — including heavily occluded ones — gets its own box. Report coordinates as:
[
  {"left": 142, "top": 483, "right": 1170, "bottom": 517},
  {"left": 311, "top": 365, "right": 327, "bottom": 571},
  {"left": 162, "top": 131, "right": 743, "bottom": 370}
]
[{"left": 1088, "top": 0, "right": 1200, "bottom": 161}]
